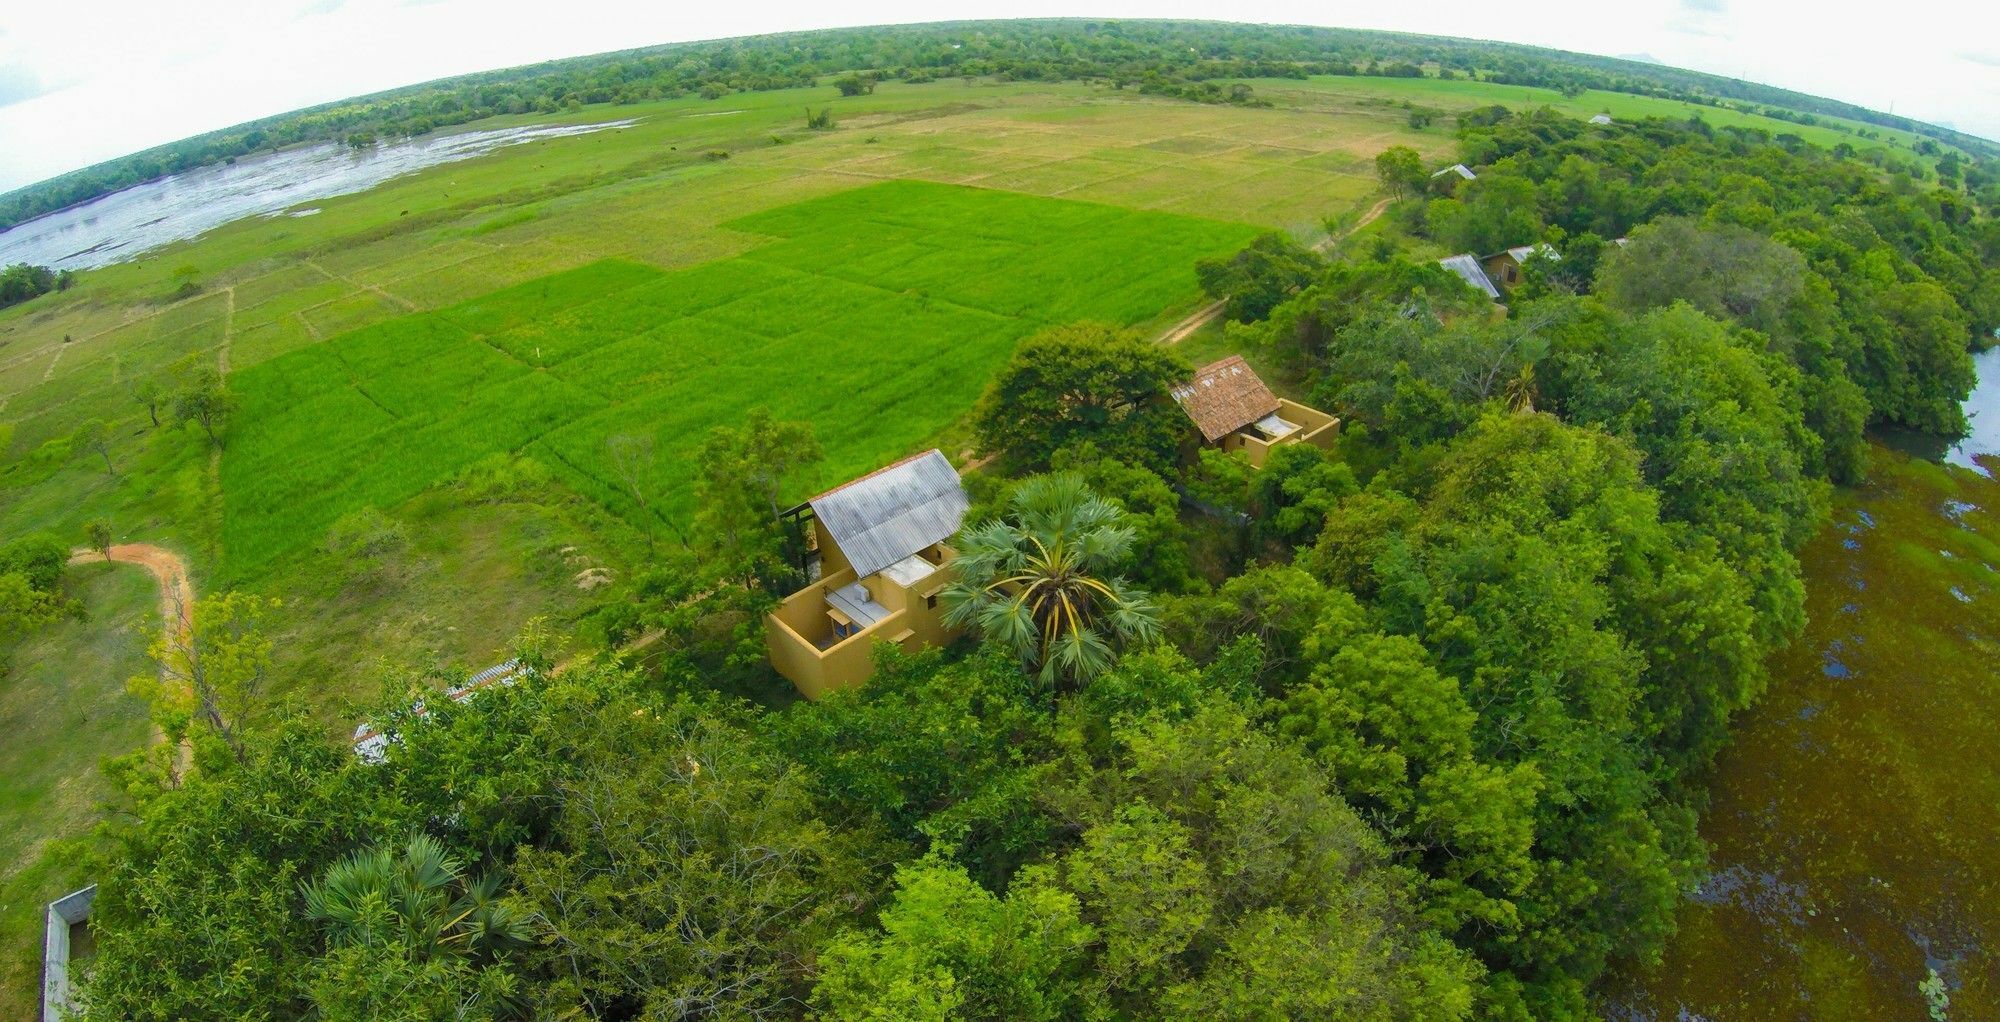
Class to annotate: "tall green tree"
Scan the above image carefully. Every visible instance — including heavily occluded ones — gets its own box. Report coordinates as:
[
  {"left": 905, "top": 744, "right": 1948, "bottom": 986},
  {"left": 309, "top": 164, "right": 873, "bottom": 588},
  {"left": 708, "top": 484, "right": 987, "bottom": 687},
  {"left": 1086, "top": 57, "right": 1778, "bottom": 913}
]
[
  {"left": 815, "top": 857, "right": 1094, "bottom": 1022},
  {"left": 1196, "top": 232, "right": 1327, "bottom": 323},
  {"left": 1426, "top": 173, "right": 1544, "bottom": 256},
  {"left": 691, "top": 408, "right": 821, "bottom": 591},
  {"left": 129, "top": 590, "right": 277, "bottom": 765},
  {"left": 169, "top": 360, "right": 235, "bottom": 449},
  {"left": 70, "top": 417, "right": 115, "bottom": 474},
  {"left": 972, "top": 323, "right": 1191, "bottom": 474},
  {"left": 1039, "top": 696, "right": 1483, "bottom": 1021},
  {"left": 1374, "top": 145, "right": 1426, "bottom": 200}
]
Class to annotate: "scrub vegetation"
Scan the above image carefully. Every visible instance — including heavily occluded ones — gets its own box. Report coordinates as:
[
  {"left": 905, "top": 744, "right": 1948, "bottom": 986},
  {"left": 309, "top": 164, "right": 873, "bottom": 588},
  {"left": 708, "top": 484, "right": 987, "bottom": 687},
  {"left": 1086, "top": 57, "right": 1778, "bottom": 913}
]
[{"left": 1, "top": 17, "right": 1997, "bottom": 1022}]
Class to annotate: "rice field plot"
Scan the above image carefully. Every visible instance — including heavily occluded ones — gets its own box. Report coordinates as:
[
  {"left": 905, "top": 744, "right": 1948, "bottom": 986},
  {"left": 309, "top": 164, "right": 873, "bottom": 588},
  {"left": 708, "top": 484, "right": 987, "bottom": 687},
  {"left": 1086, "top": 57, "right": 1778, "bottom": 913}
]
[{"left": 223, "top": 180, "right": 1257, "bottom": 579}]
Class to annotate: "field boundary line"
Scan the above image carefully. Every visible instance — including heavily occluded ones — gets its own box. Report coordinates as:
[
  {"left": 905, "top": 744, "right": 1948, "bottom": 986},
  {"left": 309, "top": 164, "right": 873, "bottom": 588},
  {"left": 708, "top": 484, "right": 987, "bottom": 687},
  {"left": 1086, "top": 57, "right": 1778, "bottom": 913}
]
[
  {"left": 218, "top": 286, "right": 235, "bottom": 377},
  {"left": 38, "top": 342, "right": 66, "bottom": 382},
  {"left": 305, "top": 258, "right": 418, "bottom": 312},
  {"left": 0, "top": 285, "right": 226, "bottom": 378}
]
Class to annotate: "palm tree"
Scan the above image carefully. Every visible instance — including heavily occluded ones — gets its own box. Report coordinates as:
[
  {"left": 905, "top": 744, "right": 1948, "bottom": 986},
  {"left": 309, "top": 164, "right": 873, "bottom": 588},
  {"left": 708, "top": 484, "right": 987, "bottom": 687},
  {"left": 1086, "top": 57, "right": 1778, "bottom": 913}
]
[
  {"left": 942, "top": 474, "right": 1161, "bottom": 688},
  {"left": 304, "top": 832, "right": 534, "bottom": 962}
]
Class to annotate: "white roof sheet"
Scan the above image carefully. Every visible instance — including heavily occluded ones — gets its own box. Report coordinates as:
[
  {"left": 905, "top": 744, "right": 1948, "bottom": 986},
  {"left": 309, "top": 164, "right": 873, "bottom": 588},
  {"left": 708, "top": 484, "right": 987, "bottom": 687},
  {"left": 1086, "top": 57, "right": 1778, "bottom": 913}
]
[
  {"left": 1253, "top": 412, "right": 1301, "bottom": 439},
  {"left": 880, "top": 552, "right": 941, "bottom": 589},
  {"left": 1431, "top": 163, "right": 1476, "bottom": 179},
  {"left": 1438, "top": 254, "right": 1501, "bottom": 300},
  {"left": 1505, "top": 243, "right": 1561, "bottom": 263},
  {"left": 810, "top": 449, "right": 967, "bottom": 579}
]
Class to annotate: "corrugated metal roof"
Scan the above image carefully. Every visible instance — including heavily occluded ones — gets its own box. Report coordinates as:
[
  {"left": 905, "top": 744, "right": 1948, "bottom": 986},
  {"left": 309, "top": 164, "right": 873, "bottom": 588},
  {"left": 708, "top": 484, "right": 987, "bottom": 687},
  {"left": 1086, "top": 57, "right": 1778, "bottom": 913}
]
[
  {"left": 1431, "top": 163, "right": 1477, "bottom": 180},
  {"left": 1173, "top": 355, "right": 1282, "bottom": 442},
  {"left": 1589, "top": 113, "right": 1613, "bottom": 124},
  {"left": 1503, "top": 242, "right": 1562, "bottom": 264},
  {"left": 1439, "top": 254, "right": 1501, "bottom": 300},
  {"left": 811, "top": 449, "right": 967, "bottom": 579}
]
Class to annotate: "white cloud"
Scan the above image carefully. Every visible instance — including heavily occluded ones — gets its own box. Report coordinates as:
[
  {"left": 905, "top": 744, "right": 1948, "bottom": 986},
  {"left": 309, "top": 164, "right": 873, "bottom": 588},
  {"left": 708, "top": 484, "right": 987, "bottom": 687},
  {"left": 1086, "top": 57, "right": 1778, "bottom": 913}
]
[{"left": 0, "top": 0, "right": 1997, "bottom": 193}]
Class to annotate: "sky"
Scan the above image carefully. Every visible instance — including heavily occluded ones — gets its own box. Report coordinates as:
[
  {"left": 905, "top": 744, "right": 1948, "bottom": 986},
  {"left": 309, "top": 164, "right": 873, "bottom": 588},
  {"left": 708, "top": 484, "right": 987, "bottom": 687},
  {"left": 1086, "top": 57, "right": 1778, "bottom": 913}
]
[{"left": 2, "top": 0, "right": 1998, "bottom": 192}]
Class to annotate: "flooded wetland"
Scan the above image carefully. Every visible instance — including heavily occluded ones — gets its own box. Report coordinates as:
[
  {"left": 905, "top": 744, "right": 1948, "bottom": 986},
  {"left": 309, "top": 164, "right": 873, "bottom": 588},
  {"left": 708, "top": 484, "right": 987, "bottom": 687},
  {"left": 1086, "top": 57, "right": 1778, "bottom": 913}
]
[{"left": 1616, "top": 445, "right": 2000, "bottom": 1019}]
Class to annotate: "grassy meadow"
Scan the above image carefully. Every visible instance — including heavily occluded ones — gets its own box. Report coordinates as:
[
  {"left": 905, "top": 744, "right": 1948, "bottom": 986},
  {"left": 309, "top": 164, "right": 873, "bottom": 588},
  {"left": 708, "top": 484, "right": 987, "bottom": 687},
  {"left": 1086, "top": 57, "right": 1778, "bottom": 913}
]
[
  {"left": 0, "top": 80, "right": 1434, "bottom": 1011},
  {"left": 0, "top": 54, "right": 1982, "bottom": 1021},
  {"left": 222, "top": 182, "right": 1258, "bottom": 579},
  {"left": 0, "top": 563, "right": 158, "bottom": 1018},
  {"left": 2, "top": 76, "right": 1435, "bottom": 628}
]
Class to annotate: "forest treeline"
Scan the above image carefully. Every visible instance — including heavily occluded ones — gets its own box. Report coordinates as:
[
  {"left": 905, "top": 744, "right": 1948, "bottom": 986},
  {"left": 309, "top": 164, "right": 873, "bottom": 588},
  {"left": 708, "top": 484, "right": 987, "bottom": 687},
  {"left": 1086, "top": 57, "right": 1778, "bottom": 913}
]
[
  {"left": 59, "top": 100, "right": 1996, "bottom": 1021},
  {"left": 4, "top": 18, "right": 1995, "bottom": 231}
]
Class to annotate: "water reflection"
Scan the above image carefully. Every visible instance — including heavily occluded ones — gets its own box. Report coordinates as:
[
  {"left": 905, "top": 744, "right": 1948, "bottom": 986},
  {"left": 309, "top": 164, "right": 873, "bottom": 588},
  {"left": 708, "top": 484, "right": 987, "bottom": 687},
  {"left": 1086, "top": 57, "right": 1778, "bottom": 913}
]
[
  {"left": 0, "top": 119, "right": 636, "bottom": 271},
  {"left": 1878, "top": 345, "right": 2000, "bottom": 475}
]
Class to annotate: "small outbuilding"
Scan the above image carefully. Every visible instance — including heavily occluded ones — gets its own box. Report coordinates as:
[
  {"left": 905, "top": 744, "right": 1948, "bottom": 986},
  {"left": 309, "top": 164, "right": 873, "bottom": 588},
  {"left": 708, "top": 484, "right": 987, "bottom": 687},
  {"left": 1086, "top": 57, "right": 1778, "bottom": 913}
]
[
  {"left": 1429, "top": 163, "right": 1477, "bottom": 195},
  {"left": 1173, "top": 355, "right": 1339, "bottom": 468},
  {"left": 1481, "top": 243, "right": 1561, "bottom": 291},
  {"left": 1438, "top": 253, "right": 1502, "bottom": 300},
  {"left": 766, "top": 450, "right": 968, "bottom": 697},
  {"left": 43, "top": 885, "right": 95, "bottom": 1022},
  {"left": 1589, "top": 113, "right": 1614, "bottom": 125}
]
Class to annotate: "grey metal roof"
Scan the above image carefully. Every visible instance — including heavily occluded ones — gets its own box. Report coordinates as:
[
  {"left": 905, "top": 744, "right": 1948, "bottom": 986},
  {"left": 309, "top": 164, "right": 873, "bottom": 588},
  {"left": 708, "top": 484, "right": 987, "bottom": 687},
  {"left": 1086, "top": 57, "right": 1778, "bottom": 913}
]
[
  {"left": 1589, "top": 113, "right": 1613, "bottom": 124},
  {"left": 810, "top": 449, "right": 967, "bottom": 579},
  {"left": 1503, "top": 243, "right": 1562, "bottom": 263},
  {"left": 1438, "top": 254, "right": 1501, "bottom": 300},
  {"left": 1431, "top": 163, "right": 1476, "bottom": 180}
]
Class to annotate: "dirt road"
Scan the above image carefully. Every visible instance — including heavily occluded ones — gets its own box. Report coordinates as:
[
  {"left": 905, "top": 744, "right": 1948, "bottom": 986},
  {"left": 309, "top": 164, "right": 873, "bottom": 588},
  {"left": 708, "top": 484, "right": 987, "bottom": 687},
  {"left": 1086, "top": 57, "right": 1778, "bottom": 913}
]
[
  {"left": 69, "top": 543, "right": 194, "bottom": 640},
  {"left": 1154, "top": 194, "right": 1396, "bottom": 346}
]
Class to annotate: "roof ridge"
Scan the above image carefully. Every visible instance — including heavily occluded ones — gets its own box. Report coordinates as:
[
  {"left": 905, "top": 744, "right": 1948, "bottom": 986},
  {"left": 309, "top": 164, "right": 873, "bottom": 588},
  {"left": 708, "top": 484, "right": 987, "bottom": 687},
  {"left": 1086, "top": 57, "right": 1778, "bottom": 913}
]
[{"left": 809, "top": 448, "right": 944, "bottom": 504}]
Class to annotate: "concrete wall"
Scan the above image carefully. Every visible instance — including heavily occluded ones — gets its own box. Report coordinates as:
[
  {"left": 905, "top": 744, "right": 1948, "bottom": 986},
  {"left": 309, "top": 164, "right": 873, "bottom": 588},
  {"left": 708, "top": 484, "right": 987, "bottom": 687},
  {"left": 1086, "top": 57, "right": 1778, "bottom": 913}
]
[
  {"left": 765, "top": 547, "right": 960, "bottom": 698},
  {"left": 43, "top": 885, "right": 94, "bottom": 1022},
  {"left": 1224, "top": 399, "right": 1341, "bottom": 468},
  {"left": 1482, "top": 253, "right": 1522, "bottom": 289}
]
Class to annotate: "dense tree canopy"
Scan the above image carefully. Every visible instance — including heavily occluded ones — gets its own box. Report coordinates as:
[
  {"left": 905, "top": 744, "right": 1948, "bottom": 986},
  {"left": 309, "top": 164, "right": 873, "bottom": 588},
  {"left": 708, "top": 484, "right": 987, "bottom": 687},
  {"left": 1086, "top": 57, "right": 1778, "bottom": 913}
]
[
  {"left": 972, "top": 323, "right": 1191, "bottom": 474},
  {"left": 63, "top": 79, "right": 1997, "bottom": 1022}
]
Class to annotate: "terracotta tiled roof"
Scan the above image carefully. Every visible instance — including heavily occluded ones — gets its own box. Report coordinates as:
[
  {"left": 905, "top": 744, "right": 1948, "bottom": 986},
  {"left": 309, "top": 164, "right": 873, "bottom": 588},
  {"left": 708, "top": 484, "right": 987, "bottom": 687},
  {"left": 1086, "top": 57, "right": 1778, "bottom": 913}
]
[{"left": 1172, "top": 355, "right": 1281, "bottom": 442}]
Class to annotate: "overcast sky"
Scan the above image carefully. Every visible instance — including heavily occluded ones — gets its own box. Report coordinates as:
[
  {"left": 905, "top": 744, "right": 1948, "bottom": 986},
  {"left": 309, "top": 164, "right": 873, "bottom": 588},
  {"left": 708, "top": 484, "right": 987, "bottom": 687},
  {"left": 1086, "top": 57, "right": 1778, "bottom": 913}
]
[{"left": 2, "top": 0, "right": 1998, "bottom": 193}]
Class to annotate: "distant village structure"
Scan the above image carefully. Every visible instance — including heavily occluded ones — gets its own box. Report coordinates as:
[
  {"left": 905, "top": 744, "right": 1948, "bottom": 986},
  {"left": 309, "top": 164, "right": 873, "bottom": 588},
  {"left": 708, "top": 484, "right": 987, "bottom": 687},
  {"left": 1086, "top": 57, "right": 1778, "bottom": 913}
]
[
  {"left": 1438, "top": 253, "right": 1502, "bottom": 300},
  {"left": 1430, "top": 162, "right": 1477, "bottom": 196},
  {"left": 1173, "top": 356, "right": 1340, "bottom": 468},
  {"left": 1482, "top": 242, "right": 1561, "bottom": 290},
  {"left": 1438, "top": 242, "right": 1561, "bottom": 299},
  {"left": 1589, "top": 113, "right": 1614, "bottom": 125},
  {"left": 766, "top": 450, "right": 967, "bottom": 697}
]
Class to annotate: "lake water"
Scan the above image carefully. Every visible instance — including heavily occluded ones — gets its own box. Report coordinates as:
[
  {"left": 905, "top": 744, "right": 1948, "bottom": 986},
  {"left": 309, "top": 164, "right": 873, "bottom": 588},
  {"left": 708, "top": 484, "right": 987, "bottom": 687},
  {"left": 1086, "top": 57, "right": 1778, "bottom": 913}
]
[
  {"left": 0, "top": 119, "right": 636, "bottom": 271},
  {"left": 1947, "top": 345, "right": 2000, "bottom": 474}
]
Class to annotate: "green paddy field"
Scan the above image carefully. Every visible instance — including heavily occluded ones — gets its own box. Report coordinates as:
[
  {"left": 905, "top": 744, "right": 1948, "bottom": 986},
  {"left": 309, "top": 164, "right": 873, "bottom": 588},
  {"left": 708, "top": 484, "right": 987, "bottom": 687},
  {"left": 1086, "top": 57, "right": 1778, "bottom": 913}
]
[
  {"left": 0, "top": 66, "right": 1983, "bottom": 1018},
  {"left": 0, "top": 78, "right": 1436, "bottom": 1012}
]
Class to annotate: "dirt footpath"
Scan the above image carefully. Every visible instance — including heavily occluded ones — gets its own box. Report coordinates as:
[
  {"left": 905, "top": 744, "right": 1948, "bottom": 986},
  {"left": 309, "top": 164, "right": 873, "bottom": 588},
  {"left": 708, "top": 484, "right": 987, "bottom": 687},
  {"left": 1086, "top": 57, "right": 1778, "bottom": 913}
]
[
  {"left": 69, "top": 543, "right": 194, "bottom": 640},
  {"left": 1153, "top": 195, "right": 1395, "bottom": 346}
]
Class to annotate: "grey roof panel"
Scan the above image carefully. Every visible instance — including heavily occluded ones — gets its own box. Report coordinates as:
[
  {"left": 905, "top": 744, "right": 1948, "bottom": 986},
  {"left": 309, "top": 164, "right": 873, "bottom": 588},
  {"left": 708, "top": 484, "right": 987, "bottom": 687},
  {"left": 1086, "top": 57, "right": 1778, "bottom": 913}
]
[
  {"left": 1438, "top": 253, "right": 1501, "bottom": 300},
  {"left": 811, "top": 449, "right": 968, "bottom": 579}
]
